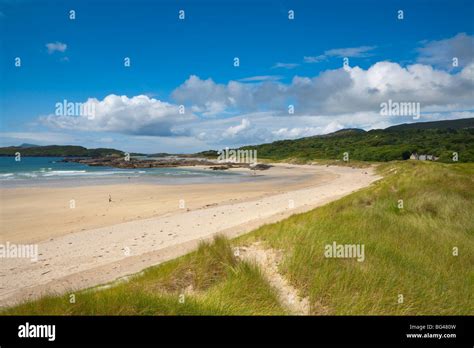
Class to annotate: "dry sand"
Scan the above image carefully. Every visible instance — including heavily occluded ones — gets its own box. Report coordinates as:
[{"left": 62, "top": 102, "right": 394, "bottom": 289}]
[{"left": 0, "top": 164, "right": 381, "bottom": 307}]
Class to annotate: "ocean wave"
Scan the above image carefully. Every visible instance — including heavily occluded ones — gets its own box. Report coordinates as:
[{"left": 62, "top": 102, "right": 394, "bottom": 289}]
[
  {"left": 17, "top": 173, "right": 39, "bottom": 178},
  {"left": 42, "top": 171, "right": 128, "bottom": 177},
  {"left": 42, "top": 170, "right": 87, "bottom": 175},
  {"left": 0, "top": 167, "right": 235, "bottom": 182}
]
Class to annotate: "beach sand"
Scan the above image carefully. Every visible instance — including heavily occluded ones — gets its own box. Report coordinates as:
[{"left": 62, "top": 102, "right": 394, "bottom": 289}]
[
  {"left": 0, "top": 163, "right": 381, "bottom": 307},
  {"left": 0, "top": 164, "right": 330, "bottom": 244}
]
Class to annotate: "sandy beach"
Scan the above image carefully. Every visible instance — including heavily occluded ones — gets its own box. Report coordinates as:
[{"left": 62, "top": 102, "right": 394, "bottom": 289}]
[{"left": 0, "top": 164, "right": 381, "bottom": 307}]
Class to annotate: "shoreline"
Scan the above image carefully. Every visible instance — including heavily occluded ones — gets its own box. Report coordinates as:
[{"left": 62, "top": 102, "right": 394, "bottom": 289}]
[
  {"left": 0, "top": 163, "right": 381, "bottom": 308},
  {"left": 0, "top": 162, "right": 249, "bottom": 189},
  {"left": 0, "top": 164, "right": 325, "bottom": 244}
]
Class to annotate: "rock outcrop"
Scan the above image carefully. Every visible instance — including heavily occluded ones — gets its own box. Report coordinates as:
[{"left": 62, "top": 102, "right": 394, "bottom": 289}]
[{"left": 61, "top": 157, "right": 271, "bottom": 170}]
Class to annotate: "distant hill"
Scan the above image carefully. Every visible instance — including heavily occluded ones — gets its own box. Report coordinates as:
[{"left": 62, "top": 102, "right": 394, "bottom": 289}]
[
  {"left": 238, "top": 118, "right": 474, "bottom": 163},
  {"left": 194, "top": 150, "right": 219, "bottom": 158},
  {"left": 147, "top": 153, "right": 180, "bottom": 157},
  {"left": 319, "top": 128, "right": 366, "bottom": 138},
  {"left": 386, "top": 117, "right": 474, "bottom": 131},
  {"left": 18, "top": 143, "right": 40, "bottom": 148},
  {"left": 0, "top": 145, "right": 124, "bottom": 158}
]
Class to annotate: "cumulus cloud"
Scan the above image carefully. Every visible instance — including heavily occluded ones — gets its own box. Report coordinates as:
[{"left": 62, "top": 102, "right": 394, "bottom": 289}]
[
  {"left": 166, "top": 55, "right": 474, "bottom": 147},
  {"left": 187, "top": 113, "right": 276, "bottom": 146},
  {"left": 41, "top": 94, "right": 196, "bottom": 136},
  {"left": 417, "top": 33, "right": 474, "bottom": 70},
  {"left": 293, "top": 61, "right": 474, "bottom": 114},
  {"left": 171, "top": 75, "right": 232, "bottom": 117},
  {"left": 223, "top": 118, "right": 250, "bottom": 137},
  {"left": 172, "top": 75, "right": 289, "bottom": 116},
  {"left": 171, "top": 61, "right": 474, "bottom": 117},
  {"left": 46, "top": 41, "right": 67, "bottom": 54}
]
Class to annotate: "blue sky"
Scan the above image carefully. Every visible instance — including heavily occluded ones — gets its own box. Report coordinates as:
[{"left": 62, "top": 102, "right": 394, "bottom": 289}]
[{"left": 1, "top": 0, "right": 473, "bottom": 153}]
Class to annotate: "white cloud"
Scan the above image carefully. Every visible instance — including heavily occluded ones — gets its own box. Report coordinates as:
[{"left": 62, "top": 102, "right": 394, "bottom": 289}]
[
  {"left": 324, "top": 45, "right": 376, "bottom": 58},
  {"left": 172, "top": 75, "right": 231, "bottom": 116},
  {"left": 46, "top": 41, "right": 67, "bottom": 54},
  {"left": 175, "top": 112, "right": 274, "bottom": 147},
  {"left": 223, "top": 118, "right": 250, "bottom": 137},
  {"left": 272, "top": 127, "right": 320, "bottom": 138},
  {"left": 171, "top": 61, "right": 474, "bottom": 118},
  {"left": 304, "top": 55, "right": 325, "bottom": 63},
  {"left": 272, "top": 62, "right": 299, "bottom": 69},
  {"left": 172, "top": 75, "right": 289, "bottom": 116},
  {"left": 300, "top": 60, "right": 474, "bottom": 114},
  {"left": 41, "top": 94, "right": 196, "bottom": 136},
  {"left": 304, "top": 45, "right": 376, "bottom": 63},
  {"left": 238, "top": 75, "right": 283, "bottom": 82},
  {"left": 270, "top": 121, "right": 345, "bottom": 139},
  {"left": 417, "top": 33, "right": 474, "bottom": 70},
  {"left": 322, "top": 121, "right": 345, "bottom": 134},
  {"left": 201, "top": 101, "right": 228, "bottom": 117}
]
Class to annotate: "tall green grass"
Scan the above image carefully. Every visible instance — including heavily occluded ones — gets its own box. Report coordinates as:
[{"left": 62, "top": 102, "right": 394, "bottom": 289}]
[
  {"left": 3, "top": 236, "right": 286, "bottom": 315},
  {"left": 238, "top": 161, "right": 474, "bottom": 314}
]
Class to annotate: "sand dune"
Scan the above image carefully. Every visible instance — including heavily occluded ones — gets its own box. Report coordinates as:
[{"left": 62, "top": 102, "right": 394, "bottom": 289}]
[{"left": 0, "top": 164, "right": 380, "bottom": 307}]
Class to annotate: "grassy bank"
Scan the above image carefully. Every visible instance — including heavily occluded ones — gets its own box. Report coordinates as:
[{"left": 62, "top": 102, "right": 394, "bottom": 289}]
[
  {"left": 3, "top": 161, "right": 473, "bottom": 315},
  {"left": 238, "top": 161, "right": 474, "bottom": 314},
  {"left": 3, "top": 236, "right": 285, "bottom": 315}
]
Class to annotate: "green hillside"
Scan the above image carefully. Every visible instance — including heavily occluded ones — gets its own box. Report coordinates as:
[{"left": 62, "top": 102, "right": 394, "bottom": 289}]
[
  {"left": 0, "top": 145, "right": 124, "bottom": 158},
  {"left": 241, "top": 118, "right": 474, "bottom": 163},
  {"left": 386, "top": 117, "right": 474, "bottom": 131}
]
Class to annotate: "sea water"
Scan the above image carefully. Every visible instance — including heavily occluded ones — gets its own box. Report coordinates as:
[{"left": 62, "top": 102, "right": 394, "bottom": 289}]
[{"left": 0, "top": 157, "right": 244, "bottom": 187}]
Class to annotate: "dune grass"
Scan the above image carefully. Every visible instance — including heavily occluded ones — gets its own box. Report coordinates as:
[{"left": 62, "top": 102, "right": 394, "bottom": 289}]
[
  {"left": 3, "top": 236, "right": 286, "bottom": 315},
  {"left": 237, "top": 161, "right": 474, "bottom": 314},
  {"left": 3, "top": 161, "right": 473, "bottom": 315}
]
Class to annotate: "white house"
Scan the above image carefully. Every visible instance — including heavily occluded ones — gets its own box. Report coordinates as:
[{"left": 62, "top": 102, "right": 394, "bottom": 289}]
[{"left": 409, "top": 153, "right": 439, "bottom": 161}]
